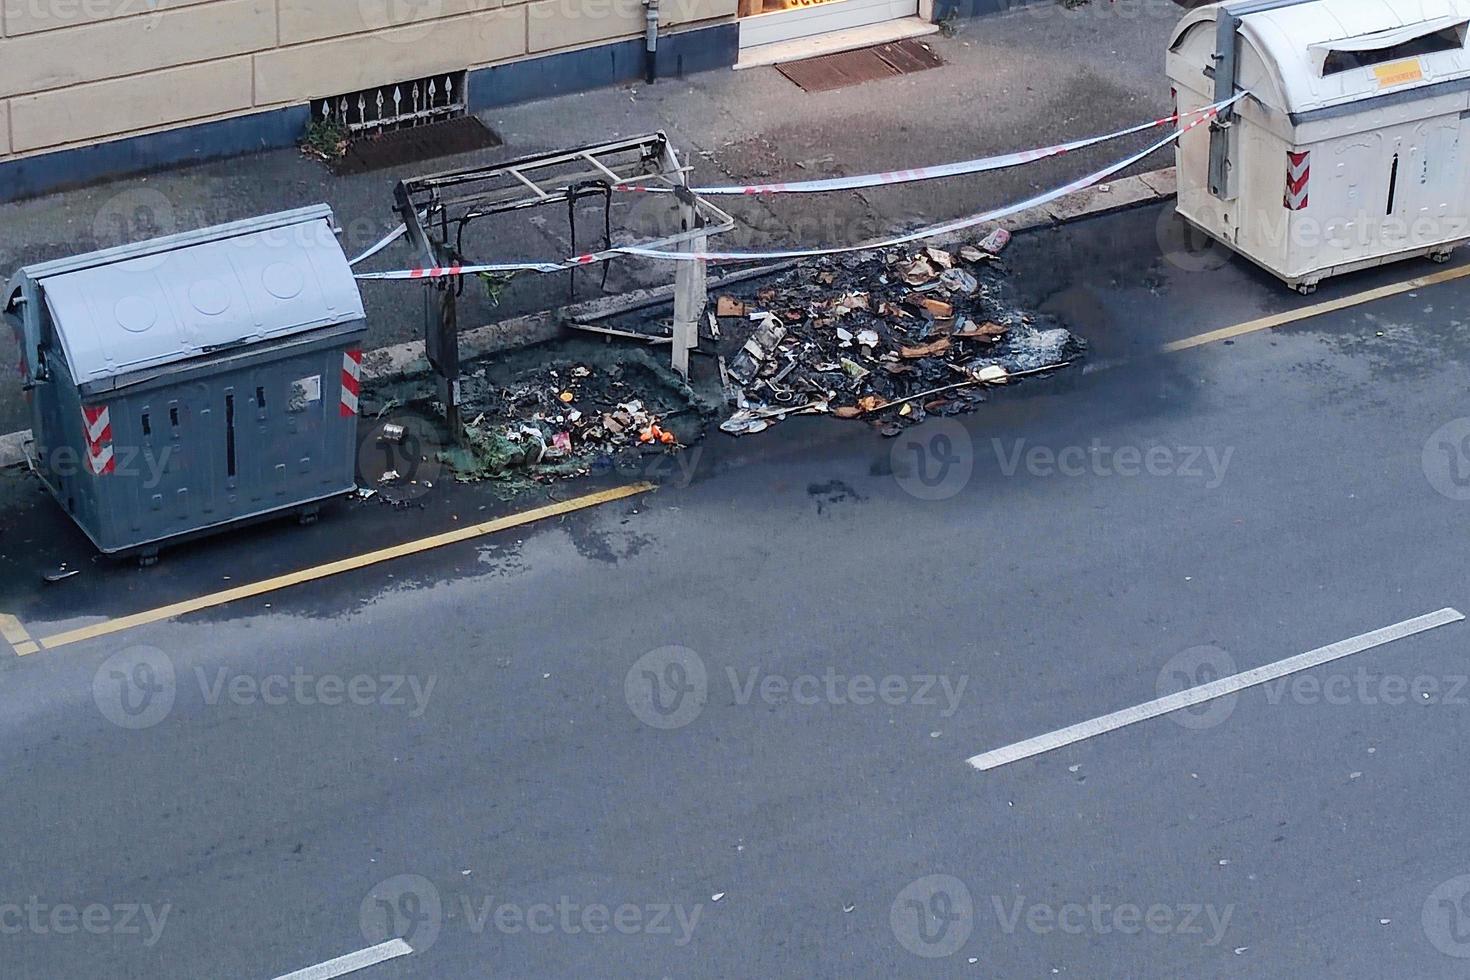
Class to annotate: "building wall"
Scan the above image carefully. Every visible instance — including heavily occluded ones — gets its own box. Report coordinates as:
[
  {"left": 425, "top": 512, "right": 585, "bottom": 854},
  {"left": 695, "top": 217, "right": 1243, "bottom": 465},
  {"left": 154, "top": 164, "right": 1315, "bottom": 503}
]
[{"left": 0, "top": 0, "right": 737, "bottom": 160}]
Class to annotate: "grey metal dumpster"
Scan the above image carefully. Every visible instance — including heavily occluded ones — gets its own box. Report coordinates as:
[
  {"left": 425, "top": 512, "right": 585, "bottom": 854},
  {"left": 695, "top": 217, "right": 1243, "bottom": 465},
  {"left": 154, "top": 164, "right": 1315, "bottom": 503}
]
[{"left": 2, "top": 204, "right": 367, "bottom": 561}]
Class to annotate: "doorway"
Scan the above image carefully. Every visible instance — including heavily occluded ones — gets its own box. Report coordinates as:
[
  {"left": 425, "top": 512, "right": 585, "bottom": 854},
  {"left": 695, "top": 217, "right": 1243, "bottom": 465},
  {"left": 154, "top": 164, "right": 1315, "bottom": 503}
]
[{"left": 737, "top": 0, "right": 921, "bottom": 50}]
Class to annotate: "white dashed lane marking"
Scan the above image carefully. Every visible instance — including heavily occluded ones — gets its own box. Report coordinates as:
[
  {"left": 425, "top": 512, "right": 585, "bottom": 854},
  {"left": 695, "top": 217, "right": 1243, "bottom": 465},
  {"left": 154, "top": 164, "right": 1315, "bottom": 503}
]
[
  {"left": 967, "top": 607, "right": 1465, "bottom": 772},
  {"left": 269, "top": 939, "right": 413, "bottom": 980}
]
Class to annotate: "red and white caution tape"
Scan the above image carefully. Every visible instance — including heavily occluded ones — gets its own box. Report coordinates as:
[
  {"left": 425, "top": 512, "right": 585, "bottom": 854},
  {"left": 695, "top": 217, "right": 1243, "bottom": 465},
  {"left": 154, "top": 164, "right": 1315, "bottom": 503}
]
[
  {"left": 353, "top": 96, "right": 1239, "bottom": 280},
  {"left": 615, "top": 96, "right": 1238, "bottom": 264},
  {"left": 614, "top": 103, "right": 1225, "bottom": 197}
]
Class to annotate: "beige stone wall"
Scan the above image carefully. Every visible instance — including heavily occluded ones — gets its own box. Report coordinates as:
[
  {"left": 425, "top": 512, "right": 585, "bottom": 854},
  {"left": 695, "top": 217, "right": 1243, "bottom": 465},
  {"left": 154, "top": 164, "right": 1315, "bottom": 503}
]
[{"left": 0, "top": 0, "right": 736, "bottom": 159}]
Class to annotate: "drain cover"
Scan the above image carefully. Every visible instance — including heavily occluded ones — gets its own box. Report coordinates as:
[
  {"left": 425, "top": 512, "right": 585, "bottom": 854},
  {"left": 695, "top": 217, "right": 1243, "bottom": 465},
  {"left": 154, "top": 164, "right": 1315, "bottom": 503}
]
[
  {"left": 328, "top": 116, "right": 501, "bottom": 176},
  {"left": 775, "top": 37, "right": 944, "bottom": 93}
]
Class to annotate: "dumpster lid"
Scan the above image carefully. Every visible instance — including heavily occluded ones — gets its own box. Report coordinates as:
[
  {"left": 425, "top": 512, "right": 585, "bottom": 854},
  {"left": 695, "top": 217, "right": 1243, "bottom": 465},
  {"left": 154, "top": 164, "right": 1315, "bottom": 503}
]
[
  {"left": 28, "top": 205, "right": 365, "bottom": 388},
  {"left": 1172, "top": 0, "right": 1470, "bottom": 115}
]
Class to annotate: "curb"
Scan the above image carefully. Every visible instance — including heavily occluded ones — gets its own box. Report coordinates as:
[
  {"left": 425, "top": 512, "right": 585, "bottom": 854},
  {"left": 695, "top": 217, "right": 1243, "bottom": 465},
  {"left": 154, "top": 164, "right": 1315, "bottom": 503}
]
[{"left": 0, "top": 167, "right": 1178, "bottom": 469}]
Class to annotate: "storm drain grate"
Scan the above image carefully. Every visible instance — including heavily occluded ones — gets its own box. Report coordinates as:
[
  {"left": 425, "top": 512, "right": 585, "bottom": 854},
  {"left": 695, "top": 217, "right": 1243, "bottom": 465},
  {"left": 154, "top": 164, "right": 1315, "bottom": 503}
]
[
  {"left": 328, "top": 116, "right": 502, "bottom": 176},
  {"left": 775, "top": 37, "right": 944, "bottom": 93}
]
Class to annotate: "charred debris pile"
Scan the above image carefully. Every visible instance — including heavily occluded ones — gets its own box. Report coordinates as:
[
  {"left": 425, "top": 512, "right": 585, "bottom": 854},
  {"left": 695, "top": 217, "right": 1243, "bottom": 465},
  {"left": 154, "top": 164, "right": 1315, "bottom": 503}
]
[{"left": 715, "top": 238, "right": 1082, "bottom": 437}]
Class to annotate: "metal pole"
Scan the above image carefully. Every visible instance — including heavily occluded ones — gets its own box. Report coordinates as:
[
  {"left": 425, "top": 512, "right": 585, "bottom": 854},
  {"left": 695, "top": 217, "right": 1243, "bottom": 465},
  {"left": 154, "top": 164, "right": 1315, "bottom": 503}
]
[
  {"left": 668, "top": 148, "right": 705, "bottom": 379},
  {"left": 1208, "top": 0, "right": 1317, "bottom": 200},
  {"left": 1208, "top": 10, "right": 1241, "bottom": 199},
  {"left": 643, "top": 0, "right": 660, "bottom": 85},
  {"left": 436, "top": 283, "right": 463, "bottom": 445}
]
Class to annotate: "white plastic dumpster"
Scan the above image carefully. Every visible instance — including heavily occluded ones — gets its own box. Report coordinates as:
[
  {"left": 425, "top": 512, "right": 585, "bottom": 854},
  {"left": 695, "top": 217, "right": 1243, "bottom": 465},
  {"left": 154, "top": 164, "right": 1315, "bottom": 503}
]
[{"left": 1168, "top": 0, "right": 1470, "bottom": 292}]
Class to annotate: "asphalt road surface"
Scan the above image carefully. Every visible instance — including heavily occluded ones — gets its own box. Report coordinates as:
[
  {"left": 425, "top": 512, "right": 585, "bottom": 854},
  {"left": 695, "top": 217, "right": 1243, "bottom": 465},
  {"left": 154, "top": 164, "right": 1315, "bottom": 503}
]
[{"left": 3, "top": 205, "right": 1470, "bottom": 978}]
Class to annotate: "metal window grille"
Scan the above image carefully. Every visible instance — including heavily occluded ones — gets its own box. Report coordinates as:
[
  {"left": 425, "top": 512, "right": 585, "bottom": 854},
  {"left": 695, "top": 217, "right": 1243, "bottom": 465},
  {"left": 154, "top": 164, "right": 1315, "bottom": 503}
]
[{"left": 315, "top": 72, "right": 468, "bottom": 135}]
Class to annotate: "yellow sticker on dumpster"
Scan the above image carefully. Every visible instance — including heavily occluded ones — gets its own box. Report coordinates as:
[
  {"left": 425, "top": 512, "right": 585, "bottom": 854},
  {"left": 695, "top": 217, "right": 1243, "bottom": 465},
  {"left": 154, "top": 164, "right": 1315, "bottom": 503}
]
[{"left": 1374, "top": 59, "right": 1424, "bottom": 89}]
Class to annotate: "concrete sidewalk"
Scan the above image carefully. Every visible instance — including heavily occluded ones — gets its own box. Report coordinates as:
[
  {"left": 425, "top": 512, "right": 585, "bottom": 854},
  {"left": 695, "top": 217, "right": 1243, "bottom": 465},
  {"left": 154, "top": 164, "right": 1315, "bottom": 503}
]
[{"left": 0, "top": 1, "right": 1183, "bottom": 435}]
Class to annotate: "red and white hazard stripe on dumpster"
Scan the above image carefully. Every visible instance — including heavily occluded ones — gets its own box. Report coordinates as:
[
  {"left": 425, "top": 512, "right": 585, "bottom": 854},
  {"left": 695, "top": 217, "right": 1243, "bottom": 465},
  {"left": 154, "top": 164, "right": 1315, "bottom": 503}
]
[
  {"left": 82, "top": 404, "right": 115, "bottom": 475},
  {"left": 340, "top": 349, "right": 362, "bottom": 417},
  {"left": 1285, "top": 151, "right": 1310, "bottom": 211}
]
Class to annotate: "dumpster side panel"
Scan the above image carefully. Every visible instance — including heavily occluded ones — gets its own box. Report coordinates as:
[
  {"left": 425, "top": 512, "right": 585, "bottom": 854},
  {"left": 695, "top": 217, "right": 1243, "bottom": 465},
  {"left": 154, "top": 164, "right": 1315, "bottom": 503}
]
[
  {"left": 241, "top": 341, "right": 361, "bottom": 515},
  {"left": 1234, "top": 122, "right": 1293, "bottom": 274},
  {"left": 78, "top": 334, "right": 364, "bottom": 553}
]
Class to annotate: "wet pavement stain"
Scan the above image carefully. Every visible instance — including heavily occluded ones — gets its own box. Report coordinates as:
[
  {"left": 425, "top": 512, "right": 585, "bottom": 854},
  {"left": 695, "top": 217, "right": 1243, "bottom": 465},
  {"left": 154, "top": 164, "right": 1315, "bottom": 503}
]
[
  {"left": 806, "top": 480, "right": 866, "bottom": 515},
  {"left": 566, "top": 526, "right": 654, "bottom": 565},
  {"left": 475, "top": 539, "right": 530, "bottom": 577}
]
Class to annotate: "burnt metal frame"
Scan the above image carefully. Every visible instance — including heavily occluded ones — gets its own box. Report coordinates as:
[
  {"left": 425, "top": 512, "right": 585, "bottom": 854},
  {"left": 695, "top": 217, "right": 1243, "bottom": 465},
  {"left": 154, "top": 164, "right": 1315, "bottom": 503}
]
[{"left": 391, "top": 132, "right": 733, "bottom": 437}]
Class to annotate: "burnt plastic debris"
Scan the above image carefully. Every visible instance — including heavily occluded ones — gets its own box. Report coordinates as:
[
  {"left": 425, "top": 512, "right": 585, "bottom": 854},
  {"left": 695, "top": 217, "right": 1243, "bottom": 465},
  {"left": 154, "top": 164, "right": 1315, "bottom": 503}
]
[
  {"left": 439, "top": 350, "right": 708, "bottom": 484},
  {"left": 712, "top": 239, "right": 1081, "bottom": 436}
]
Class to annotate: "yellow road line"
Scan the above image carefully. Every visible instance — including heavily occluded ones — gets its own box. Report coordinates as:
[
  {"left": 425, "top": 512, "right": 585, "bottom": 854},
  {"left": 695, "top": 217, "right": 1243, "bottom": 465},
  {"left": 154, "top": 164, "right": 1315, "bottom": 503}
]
[
  {"left": 1162, "top": 263, "right": 1470, "bottom": 353},
  {"left": 0, "top": 614, "right": 37, "bottom": 656},
  {"left": 33, "top": 482, "right": 654, "bottom": 652}
]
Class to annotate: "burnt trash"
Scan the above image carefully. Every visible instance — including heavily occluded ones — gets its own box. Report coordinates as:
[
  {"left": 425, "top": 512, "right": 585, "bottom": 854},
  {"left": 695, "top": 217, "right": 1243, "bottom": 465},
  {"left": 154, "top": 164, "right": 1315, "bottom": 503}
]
[
  {"left": 710, "top": 238, "right": 1082, "bottom": 436},
  {"left": 415, "top": 348, "right": 716, "bottom": 488}
]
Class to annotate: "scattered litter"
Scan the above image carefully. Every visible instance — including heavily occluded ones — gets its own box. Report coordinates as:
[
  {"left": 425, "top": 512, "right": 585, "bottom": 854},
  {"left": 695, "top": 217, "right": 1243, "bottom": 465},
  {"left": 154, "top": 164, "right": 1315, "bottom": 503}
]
[
  {"left": 898, "top": 255, "right": 940, "bottom": 285},
  {"left": 379, "top": 469, "right": 401, "bottom": 482},
  {"left": 923, "top": 246, "right": 954, "bottom": 269},
  {"left": 712, "top": 240, "right": 1080, "bottom": 436},
  {"left": 43, "top": 565, "right": 80, "bottom": 584},
  {"left": 939, "top": 268, "right": 979, "bottom": 294},
  {"left": 355, "top": 487, "right": 378, "bottom": 500},
  {"left": 729, "top": 313, "right": 788, "bottom": 386},
  {"left": 901, "top": 337, "right": 950, "bottom": 359},
  {"left": 711, "top": 893, "right": 725, "bottom": 902},
  {"left": 720, "top": 411, "right": 771, "bottom": 436},
  {"left": 394, "top": 348, "right": 715, "bottom": 489},
  {"left": 978, "top": 227, "right": 1011, "bottom": 255}
]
